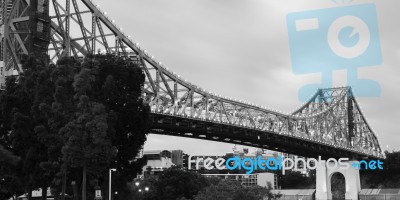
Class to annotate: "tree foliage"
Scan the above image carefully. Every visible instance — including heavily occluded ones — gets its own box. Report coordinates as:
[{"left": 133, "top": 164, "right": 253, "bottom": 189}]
[
  {"left": 361, "top": 151, "right": 400, "bottom": 188},
  {"left": 137, "top": 167, "right": 211, "bottom": 200},
  {"left": 0, "top": 54, "right": 150, "bottom": 200},
  {"left": 129, "top": 168, "right": 279, "bottom": 200},
  {"left": 194, "top": 180, "right": 277, "bottom": 200},
  {"left": 0, "top": 58, "right": 58, "bottom": 199},
  {"left": 278, "top": 170, "right": 315, "bottom": 189},
  {"left": 0, "top": 145, "right": 21, "bottom": 199}
]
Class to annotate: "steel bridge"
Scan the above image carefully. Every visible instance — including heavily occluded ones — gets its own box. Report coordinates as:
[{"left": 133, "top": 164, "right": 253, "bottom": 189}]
[{"left": 0, "top": 0, "right": 384, "bottom": 160}]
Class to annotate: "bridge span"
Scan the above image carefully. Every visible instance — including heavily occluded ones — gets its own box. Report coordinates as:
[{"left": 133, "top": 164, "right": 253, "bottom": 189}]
[{"left": 0, "top": 0, "right": 383, "bottom": 160}]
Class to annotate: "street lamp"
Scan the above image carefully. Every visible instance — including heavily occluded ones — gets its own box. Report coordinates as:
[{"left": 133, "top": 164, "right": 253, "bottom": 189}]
[{"left": 109, "top": 169, "right": 116, "bottom": 200}]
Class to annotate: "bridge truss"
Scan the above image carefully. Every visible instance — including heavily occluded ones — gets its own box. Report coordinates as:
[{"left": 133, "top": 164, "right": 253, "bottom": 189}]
[{"left": 0, "top": 0, "right": 384, "bottom": 159}]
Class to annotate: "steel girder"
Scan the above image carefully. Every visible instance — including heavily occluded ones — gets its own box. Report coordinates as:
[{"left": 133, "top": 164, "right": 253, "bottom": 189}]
[
  {"left": 149, "top": 113, "right": 370, "bottom": 160},
  {"left": 3, "top": 0, "right": 384, "bottom": 159},
  {"left": 150, "top": 87, "right": 383, "bottom": 159},
  {"left": 1, "top": 0, "right": 51, "bottom": 84},
  {"left": 2, "top": 0, "right": 30, "bottom": 73},
  {"left": 291, "top": 87, "right": 382, "bottom": 158}
]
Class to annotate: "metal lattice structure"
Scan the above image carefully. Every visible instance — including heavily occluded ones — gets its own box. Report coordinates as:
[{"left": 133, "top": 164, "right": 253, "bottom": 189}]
[
  {"left": 1, "top": 0, "right": 50, "bottom": 73},
  {"left": 1, "top": 0, "right": 384, "bottom": 159}
]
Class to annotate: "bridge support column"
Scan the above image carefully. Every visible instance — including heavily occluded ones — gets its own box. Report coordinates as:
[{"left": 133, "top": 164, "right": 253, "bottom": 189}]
[{"left": 316, "top": 160, "right": 361, "bottom": 200}]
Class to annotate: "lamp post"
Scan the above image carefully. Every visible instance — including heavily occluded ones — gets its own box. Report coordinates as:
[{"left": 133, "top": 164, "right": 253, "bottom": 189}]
[{"left": 109, "top": 169, "right": 116, "bottom": 200}]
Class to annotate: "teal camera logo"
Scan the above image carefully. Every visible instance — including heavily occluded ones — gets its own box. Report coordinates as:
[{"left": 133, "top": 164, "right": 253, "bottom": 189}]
[
  {"left": 351, "top": 160, "right": 384, "bottom": 170},
  {"left": 286, "top": 4, "right": 382, "bottom": 101}
]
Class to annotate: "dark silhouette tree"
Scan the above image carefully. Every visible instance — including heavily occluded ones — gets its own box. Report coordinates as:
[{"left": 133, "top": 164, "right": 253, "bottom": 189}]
[
  {"left": 0, "top": 145, "right": 21, "bottom": 199},
  {"left": 0, "top": 54, "right": 149, "bottom": 200},
  {"left": 360, "top": 150, "right": 400, "bottom": 188},
  {"left": 0, "top": 58, "right": 60, "bottom": 200},
  {"left": 134, "top": 167, "right": 211, "bottom": 200},
  {"left": 194, "top": 179, "right": 278, "bottom": 200},
  {"left": 278, "top": 170, "right": 315, "bottom": 189}
]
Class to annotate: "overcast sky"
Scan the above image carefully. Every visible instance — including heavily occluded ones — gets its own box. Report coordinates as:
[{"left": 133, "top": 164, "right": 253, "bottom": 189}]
[{"left": 93, "top": 0, "right": 400, "bottom": 156}]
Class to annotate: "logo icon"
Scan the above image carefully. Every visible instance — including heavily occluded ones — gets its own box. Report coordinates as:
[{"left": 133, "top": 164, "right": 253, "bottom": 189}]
[
  {"left": 286, "top": 4, "right": 382, "bottom": 101},
  {"left": 352, "top": 161, "right": 359, "bottom": 169}
]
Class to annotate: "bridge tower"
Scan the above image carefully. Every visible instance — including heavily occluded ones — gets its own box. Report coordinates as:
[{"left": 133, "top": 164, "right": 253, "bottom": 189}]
[
  {"left": 316, "top": 160, "right": 361, "bottom": 200},
  {"left": 0, "top": 0, "right": 51, "bottom": 87}
]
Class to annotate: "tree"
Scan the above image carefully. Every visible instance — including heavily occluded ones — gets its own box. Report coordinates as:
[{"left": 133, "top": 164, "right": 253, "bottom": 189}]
[
  {"left": 0, "top": 145, "right": 21, "bottom": 200},
  {"left": 60, "top": 62, "right": 115, "bottom": 200},
  {"left": 278, "top": 170, "right": 315, "bottom": 189},
  {"left": 360, "top": 150, "right": 400, "bottom": 188},
  {"left": 0, "top": 54, "right": 150, "bottom": 200},
  {"left": 132, "top": 167, "right": 211, "bottom": 200},
  {"left": 194, "top": 180, "right": 278, "bottom": 200},
  {"left": 0, "top": 57, "right": 61, "bottom": 200},
  {"left": 0, "top": 145, "right": 20, "bottom": 165},
  {"left": 83, "top": 54, "right": 150, "bottom": 198},
  {"left": 57, "top": 55, "right": 150, "bottom": 200}
]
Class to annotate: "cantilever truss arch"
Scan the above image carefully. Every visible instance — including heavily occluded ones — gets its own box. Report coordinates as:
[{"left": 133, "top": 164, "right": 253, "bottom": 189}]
[{"left": 2, "top": 0, "right": 384, "bottom": 160}]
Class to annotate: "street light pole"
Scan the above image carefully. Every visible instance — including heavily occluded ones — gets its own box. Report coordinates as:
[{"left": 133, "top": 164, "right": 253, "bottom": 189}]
[{"left": 109, "top": 169, "right": 116, "bottom": 200}]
